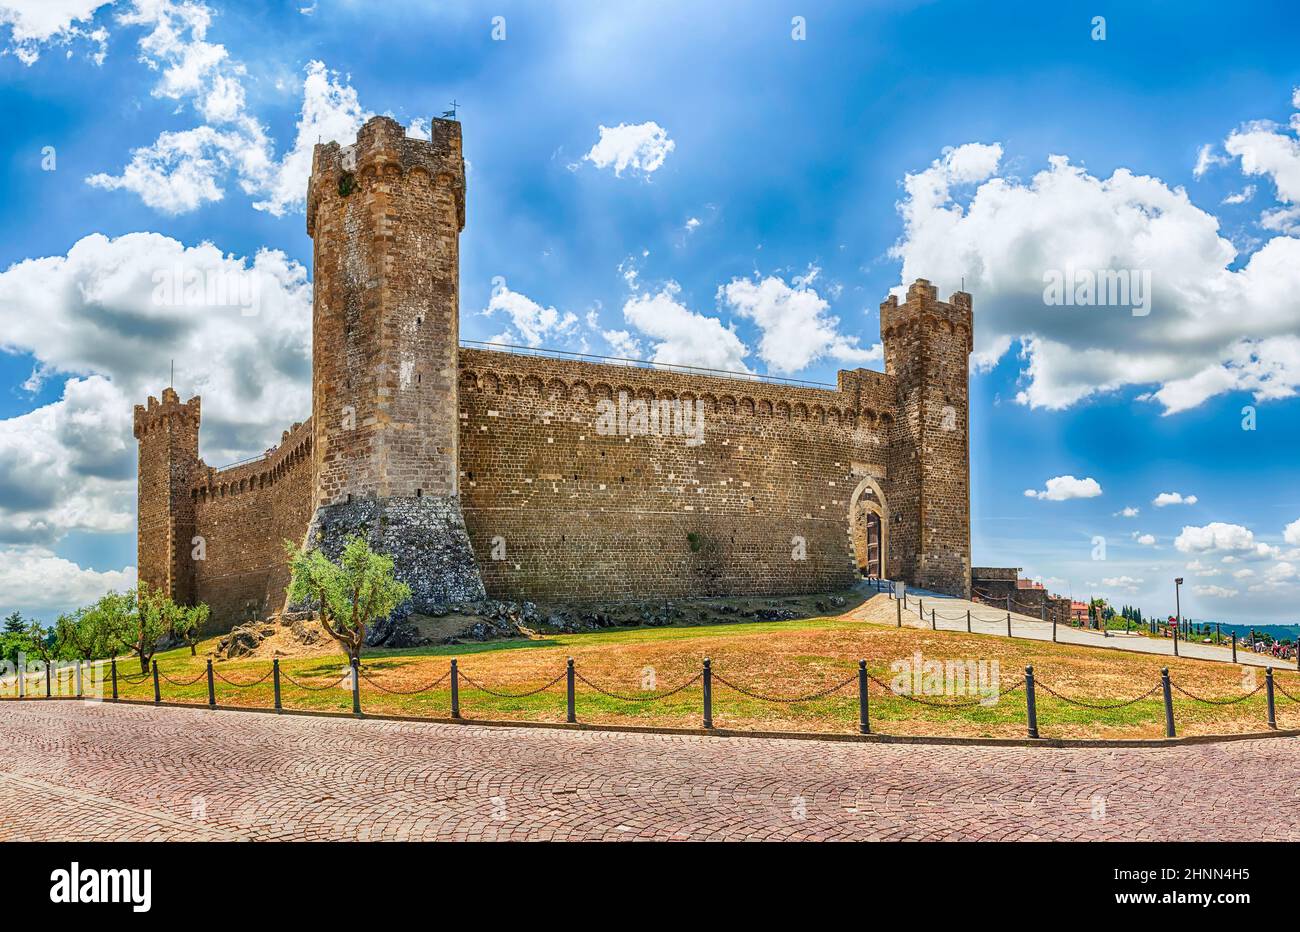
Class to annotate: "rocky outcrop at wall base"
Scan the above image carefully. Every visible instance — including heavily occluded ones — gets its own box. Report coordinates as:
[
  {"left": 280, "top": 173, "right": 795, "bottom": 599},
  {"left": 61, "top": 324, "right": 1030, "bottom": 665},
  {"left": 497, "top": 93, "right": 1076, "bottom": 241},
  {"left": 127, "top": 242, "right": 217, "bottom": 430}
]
[{"left": 307, "top": 495, "right": 487, "bottom": 619}]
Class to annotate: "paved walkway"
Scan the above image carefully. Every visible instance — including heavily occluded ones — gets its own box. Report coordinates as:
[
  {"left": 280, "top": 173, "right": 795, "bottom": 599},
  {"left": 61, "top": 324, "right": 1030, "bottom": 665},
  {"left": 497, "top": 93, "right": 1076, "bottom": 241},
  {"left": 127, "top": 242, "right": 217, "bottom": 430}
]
[
  {"left": 2, "top": 701, "right": 1298, "bottom": 841},
  {"left": 856, "top": 587, "right": 1297, "bottom": 670}
]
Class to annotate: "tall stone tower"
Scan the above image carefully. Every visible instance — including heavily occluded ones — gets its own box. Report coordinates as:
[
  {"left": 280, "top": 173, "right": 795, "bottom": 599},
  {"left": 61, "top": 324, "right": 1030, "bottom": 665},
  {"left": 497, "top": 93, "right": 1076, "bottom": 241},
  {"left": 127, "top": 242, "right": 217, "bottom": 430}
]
[
  {"left": 881, "top": 279, "right": 972, "bottom": 597},
  {"left": 305, "top": 115, "right": 485, "bottom": 609},
  {"left": 133, "top": 388, "right": 201, "bottom": 603}
]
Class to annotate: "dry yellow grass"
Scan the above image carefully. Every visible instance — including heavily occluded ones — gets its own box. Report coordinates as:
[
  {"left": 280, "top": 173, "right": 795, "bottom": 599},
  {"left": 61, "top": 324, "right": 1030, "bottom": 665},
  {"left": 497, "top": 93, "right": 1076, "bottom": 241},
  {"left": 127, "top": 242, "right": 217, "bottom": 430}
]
[{"left": 115, "top": 595, "right": 1300, "bottom": 741}]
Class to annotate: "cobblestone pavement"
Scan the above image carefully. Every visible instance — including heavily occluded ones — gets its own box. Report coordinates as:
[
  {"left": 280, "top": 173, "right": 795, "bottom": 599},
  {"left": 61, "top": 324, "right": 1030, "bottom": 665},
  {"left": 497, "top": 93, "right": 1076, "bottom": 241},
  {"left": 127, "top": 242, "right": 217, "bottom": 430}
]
[{"left": 2, "top": 701, "right": 1298, "bottom": 841}]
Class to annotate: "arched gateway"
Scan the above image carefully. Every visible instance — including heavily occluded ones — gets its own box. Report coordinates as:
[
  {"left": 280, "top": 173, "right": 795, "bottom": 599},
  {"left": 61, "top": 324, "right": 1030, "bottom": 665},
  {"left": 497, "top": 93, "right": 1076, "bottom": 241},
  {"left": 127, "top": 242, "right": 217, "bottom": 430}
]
[{"left": 848, "top": 475, "right": 889, "bottom": 579}]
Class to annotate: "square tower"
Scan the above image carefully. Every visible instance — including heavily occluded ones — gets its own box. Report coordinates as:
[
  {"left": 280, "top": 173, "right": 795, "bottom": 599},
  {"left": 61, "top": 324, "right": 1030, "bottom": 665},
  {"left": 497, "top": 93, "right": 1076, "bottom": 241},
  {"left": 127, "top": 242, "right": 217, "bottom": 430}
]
[
  {"left": 306, "top": 115, "right": 485, "bottom": 609},
  {"left": 133, "top": 388, "right": 201, "bottom": 603},
  {"left": 881, "top": 279, "right": 972, "bottom": 596}
]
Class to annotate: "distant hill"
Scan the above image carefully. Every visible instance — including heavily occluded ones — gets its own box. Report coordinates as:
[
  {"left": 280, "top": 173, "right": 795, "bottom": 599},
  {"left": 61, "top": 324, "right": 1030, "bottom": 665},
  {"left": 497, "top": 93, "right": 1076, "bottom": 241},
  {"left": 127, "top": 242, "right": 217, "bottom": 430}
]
[{"left": 1193, "top": 622, "right": 1300, "bottom": 642}]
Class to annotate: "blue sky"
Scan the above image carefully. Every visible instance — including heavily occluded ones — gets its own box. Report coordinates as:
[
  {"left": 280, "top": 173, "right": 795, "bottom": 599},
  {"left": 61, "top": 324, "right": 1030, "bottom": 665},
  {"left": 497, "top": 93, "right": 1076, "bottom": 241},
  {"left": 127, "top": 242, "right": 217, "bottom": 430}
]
[{"left": 1, "top": 0, "right": 1298, "bottom": 623}]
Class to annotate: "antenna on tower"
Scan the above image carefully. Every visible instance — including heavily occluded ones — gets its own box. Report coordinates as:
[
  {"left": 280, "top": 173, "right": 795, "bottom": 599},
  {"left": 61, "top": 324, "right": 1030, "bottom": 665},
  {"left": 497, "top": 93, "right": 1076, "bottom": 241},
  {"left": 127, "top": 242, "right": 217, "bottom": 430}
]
[{"left": 442, "top": 99, "right": 460, "bottom": 120}]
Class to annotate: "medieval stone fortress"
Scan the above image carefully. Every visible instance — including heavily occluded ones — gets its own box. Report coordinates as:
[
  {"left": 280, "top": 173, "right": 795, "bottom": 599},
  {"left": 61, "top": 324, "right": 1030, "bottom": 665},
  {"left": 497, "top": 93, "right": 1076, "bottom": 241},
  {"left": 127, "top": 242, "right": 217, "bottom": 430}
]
[{"left": 135, "top": 116, "right": 974, "bottom": 630}]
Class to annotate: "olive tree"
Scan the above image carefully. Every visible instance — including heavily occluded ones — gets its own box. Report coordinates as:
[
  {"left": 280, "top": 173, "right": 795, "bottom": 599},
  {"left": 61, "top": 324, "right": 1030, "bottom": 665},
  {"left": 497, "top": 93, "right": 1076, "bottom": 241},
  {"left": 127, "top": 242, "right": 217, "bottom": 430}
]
[{"left": 285, "top": 535, "right": 411, "bottom": 664}]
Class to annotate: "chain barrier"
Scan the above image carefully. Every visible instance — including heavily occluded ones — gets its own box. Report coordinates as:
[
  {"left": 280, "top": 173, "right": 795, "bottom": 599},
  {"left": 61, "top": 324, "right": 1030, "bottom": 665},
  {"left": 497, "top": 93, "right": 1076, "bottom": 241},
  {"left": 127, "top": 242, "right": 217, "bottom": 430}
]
[
  {"left": 574, "top": 670, "right": 702, "bottom": 702},
  {"left": 915, "top": 605, "right": 1008, "bottom": 626},
  {"left": 866, "top": 673, "right": 1023, "bottom": 708},
  {"left": 456, "top": 668, "right": 567, "bottom": 699},
  {"left": 1274, "top": 678, "right": 1300, "bottom": 703},
  {"left": 711, "top": 670, "right": 857, "bottom": 703},
  {"left": 117, "top": 670, "right": 152, "bottom": 683},
  {"left": 359, "top": 668, "right": 451, "bottom": 695},
  {"left": 213, "top": 668, "right": 274, "bottom": 688},
  {"left": 156, "top": 670, "right": 207, "bottom": 687},
  {"left": 1034, "top": 679, "right": 1162, "bottom": 710},
  {"left": 279, "top": 670, "right": 350, "bottom": 692},
  {"left": 1170, "top": 679, "right": 1267, "bottom": 706}
]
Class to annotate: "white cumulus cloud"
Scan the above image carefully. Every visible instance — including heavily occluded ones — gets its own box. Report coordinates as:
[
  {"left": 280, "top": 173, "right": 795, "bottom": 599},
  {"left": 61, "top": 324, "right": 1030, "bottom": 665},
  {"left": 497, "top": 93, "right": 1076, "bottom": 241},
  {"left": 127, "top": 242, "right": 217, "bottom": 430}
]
[
  {"left": 621, "top": 283, "right": 749, "bottom": 372},
  {"left": 583, "top": 121, "right": 675, "bottom": 176},
  {"left": 890, "top": 121, "right": 1300, "bottom": 415},
  {"left": 1174, "top": 522, "right": 1257, "bottom": 554},
  {"left": 1023, "top": 475, "right": 1102, "bottom": 501},
  {"left": 0, "top": 0, "right": 111, "bottom": 65},
  {"left": 1153, "top": 491, "right": 1198, "bottom": 507},
  {"left": 0, "top": 549, "right": 135, "bottom": 618},
  {"left": 718, "top": 268, "right": 879, "bottom": 375},
  {"left": 480, "top": 285, "right": 578, "bottom": 349}
]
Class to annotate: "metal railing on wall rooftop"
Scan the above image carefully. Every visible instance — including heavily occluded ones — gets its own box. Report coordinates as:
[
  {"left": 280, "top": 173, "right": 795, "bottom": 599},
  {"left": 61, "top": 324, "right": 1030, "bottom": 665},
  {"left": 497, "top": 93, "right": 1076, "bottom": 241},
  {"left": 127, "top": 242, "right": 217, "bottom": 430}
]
[
  {"left": 204, "top": 342, "right": 835, "bottom": 472},
  {"left": 460, "top": 339, "right": 837, "bottom": 389}
]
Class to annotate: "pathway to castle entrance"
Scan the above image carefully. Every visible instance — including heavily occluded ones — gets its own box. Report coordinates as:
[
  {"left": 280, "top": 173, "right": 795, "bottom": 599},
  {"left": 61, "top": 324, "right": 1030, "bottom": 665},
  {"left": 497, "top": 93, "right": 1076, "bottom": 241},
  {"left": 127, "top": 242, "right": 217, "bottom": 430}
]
[
  {"left": 2, "top": 701, "right": 1297, "bottom": 841},
  {"left": 852, "top": 590, "right": 1298, "bottom": 670}
]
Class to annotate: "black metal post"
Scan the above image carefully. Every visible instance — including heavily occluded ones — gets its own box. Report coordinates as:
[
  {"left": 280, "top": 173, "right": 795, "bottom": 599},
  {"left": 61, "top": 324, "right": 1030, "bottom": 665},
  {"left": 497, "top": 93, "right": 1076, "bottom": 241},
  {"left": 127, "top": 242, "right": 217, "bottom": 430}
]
[
  {"left": 111, "top": 658, "right": 117, "bottom": 701},
  {"left": 966, "top": 609, "right": 971, "bottom": 633},
  {"left": 272, "top": 659, "right": 282, "bottom": 711},
  {"left": 45, "top": 663, "right": 51, "bottom": 698},
  {"left": 75, "top": 660, "right": 82, "bottom": 699},
  {"left": 918, "top": 597, "right": 924, "bottom": 621},
  {"left": 1006, "top": 612, "right": 1012, "bottom": 638},
  {"left": 702, "top": 658, "right": 713, "bottom": 729},
  {"left": 1173, "top": 620, "right": 1179, "bottom": 657},
  {"left": 1162, "top": 668, "right": 1175, "bottom": 738},
  {"left": 152, "top": 660, "right": 160, "bottom": 704},
  {"left": 896, "top": 598, "right": 901, "bottom": 627},
  {"left": 450, "top": 658, "right": 460, "bottom": 719},
  {"left": 566, "top": 658, "right": 576, "bottom": 724},
  {"left": 858, "top": 660, "right": 870, "bottom": 734},
  {"left": 351, "top": 657, "right": 361, "bottom": 717},
  {"left": 1025, "top": 665, "right": 1038, "bottom": 739},
  {"left": 1266, "top": 667, "right": 1277, "bottom": 729},
  {"left": 206, "top": 659, "right": 216, "bottom": 709},
  {"left": 931, "top": 608, "right": 936, "bottom": 630},
  {"left": 1232, "top": 633, "right": 1237, "bottom": 663}
]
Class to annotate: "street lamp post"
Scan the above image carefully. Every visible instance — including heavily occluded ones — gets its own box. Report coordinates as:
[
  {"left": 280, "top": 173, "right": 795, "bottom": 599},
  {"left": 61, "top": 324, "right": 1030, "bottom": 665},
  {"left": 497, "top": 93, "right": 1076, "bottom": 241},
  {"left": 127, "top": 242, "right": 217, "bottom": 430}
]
[{"left": 1174, "top": 577, "right": 1183, "bottom": 658}]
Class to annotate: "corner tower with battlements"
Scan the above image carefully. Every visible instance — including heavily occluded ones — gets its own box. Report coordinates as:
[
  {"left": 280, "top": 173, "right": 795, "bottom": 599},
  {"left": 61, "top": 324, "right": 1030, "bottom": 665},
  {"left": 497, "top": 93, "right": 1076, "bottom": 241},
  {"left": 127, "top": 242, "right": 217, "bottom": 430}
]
[
  {"left": 880, "top": 279, "right": 972, "bottom": 596},
  {"left": 134, "top": 388, "right": 201, "bottom": 604},
  {"left": 304, "top": 114, "right": 486, "bottom": 609}
]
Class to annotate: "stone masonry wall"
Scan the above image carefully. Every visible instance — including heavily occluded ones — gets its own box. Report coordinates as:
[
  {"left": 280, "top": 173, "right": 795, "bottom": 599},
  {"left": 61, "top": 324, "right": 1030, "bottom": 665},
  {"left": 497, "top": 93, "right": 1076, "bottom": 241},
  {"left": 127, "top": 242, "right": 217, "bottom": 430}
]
[
  {"left": 458, "top": 348, "right": 900, "bottom": 602},
  {"left": 188, "top": 421, "right": 314, "bottom": 631}
]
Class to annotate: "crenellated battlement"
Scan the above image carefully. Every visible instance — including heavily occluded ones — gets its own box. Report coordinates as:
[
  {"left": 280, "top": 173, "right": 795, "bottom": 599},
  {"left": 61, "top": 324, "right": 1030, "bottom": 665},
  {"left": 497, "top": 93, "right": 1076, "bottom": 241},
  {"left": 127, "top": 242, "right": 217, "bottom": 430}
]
[
  {"left": 191, "top": 418, "right": 313, "bottom": 502},
  {"left": 133, "top": 387, "right": 201, "bottom": 439},
  {"left": 307, "top": 115, "right": 465, "bottom": 237},
  {"left": 879, "top": 279, "right": 973, "bottom": 354}
]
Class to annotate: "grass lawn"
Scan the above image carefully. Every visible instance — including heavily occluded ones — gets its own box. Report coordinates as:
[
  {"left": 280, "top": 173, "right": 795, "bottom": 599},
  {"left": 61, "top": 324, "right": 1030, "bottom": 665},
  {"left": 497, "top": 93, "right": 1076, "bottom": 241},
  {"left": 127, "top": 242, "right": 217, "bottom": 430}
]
[{"left": 88, "top": 601, "right": 1300, "bottom": 741}]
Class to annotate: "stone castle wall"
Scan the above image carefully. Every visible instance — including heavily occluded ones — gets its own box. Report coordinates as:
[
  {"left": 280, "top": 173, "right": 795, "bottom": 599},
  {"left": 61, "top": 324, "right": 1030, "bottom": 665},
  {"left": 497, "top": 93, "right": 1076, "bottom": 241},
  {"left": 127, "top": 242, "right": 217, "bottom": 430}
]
[
  {"left": 135, "top": 116, "right": 974, "bottom": 632},
  {"left": 187, "top": 422, "right": 314, "bottom": 630},
  {"left": 458, "top": 348, "right": 900, "bottom": 602}
]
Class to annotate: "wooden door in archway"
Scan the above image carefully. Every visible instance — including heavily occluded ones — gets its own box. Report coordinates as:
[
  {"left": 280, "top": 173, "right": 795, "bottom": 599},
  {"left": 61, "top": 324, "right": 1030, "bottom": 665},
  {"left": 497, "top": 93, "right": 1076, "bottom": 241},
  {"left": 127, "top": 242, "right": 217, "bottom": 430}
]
[{"left": 864, "top": 511, "right": 882, "bottom": 578}]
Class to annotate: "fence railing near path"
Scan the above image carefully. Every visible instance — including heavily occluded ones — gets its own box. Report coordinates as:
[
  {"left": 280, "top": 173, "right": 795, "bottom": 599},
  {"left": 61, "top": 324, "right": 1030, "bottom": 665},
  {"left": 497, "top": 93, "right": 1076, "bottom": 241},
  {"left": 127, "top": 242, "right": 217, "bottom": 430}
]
[
  {"left": 898, "top": 589, "right": 1300, "bottom": 671},
  {"left": 2, "top": 652, "right": 1297, "bottom": 742}
]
